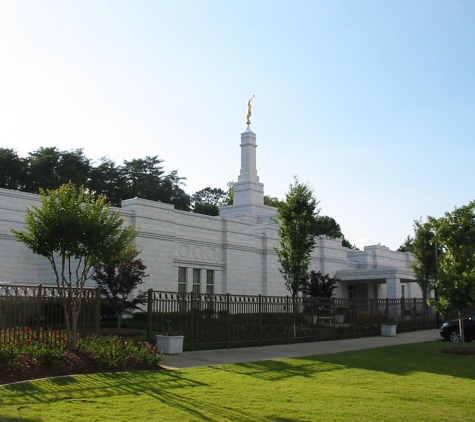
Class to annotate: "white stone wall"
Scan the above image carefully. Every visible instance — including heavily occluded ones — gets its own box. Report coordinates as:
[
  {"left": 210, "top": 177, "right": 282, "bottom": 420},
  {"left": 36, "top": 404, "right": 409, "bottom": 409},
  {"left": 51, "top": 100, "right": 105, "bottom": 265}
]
[{"left": 0, "top": 188, "right": 421, "bottom": 299}]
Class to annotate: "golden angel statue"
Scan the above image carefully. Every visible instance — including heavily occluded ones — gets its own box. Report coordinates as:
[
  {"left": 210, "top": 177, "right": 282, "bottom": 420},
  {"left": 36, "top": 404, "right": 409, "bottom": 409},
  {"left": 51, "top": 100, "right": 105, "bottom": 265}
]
[{"left": 246, "top": 95, "right": 255, "bottom": 125}]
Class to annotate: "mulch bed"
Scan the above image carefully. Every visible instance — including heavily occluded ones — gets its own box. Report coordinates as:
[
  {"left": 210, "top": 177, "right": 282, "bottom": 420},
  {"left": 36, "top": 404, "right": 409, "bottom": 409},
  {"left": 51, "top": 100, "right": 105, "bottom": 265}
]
[
  {"left": 440, "top": 346, "right": 475, "bottom": 355},
  {"left": 1, "top": 350, "right": 164, "bottom": 386}
]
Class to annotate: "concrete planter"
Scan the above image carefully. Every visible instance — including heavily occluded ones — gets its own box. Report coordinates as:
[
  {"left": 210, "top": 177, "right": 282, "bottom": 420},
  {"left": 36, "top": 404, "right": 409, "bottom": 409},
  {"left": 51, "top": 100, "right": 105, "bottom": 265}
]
[
  {"left": 156, "top": 335, "right": 184, "bottom": 354},
  {"left": 335, "top": 314, "right": 345, "bottom": 324},
  {"left": 381, "top": 325, "right": 397, "bottom": 337}
]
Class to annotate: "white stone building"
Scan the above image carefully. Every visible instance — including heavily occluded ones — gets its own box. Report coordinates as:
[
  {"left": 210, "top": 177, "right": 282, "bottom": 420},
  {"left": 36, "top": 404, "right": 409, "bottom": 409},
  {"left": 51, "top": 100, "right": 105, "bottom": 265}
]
[{"left": 0, "top": 125, "right": 421, "bottom": 300}]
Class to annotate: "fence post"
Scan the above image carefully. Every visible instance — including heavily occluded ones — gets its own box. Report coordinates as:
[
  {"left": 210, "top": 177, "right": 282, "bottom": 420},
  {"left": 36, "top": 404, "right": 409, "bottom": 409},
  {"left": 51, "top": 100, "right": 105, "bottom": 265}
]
[
  {"left": 94, "top": 286, "right": 101, "bottom": 335},
  {"left": 36, "top": 284, "right": 42, "bottom": 341},
  {"left": 147, "top": 289, "right": 153, "bottom": 344},
  {"left": 400, "top": 296, "right": 405, "bottom": 332},
  {"left": 190, "top": 291, "right": 194, "bottom": 352},
  {"left": 385, "top": 298, "right": 390, "bottom": 324},
  {"left": 227, "top": 293, "right": 231, "bottom": 349},
  {"left": 332, "top": 297, "right": 336, "bottom": 340},
  {"left": 258, "top": 294, "right": 262, "bottom": 347},
  {"left": 414, "top": 297, "right": 417, "bottom": 331},
  {"left": 286, "top": 296, "right": 290, "bottom": 344},
  {"left": 370, "top": 298, "right": 374, "bottom": 336}
]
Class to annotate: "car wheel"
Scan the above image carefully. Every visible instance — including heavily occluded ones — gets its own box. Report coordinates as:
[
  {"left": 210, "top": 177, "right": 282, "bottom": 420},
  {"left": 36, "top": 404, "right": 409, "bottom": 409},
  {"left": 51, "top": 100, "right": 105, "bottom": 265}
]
[{"left": 449, "top": 330, "right": 461, "bottom": 343}]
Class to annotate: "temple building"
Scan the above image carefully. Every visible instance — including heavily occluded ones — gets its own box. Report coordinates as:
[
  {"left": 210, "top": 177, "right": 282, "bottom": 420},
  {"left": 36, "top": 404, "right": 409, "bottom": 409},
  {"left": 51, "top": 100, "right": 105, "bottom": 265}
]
[{"left": 0, "top": 122, "right": 422, "bottom": 300}]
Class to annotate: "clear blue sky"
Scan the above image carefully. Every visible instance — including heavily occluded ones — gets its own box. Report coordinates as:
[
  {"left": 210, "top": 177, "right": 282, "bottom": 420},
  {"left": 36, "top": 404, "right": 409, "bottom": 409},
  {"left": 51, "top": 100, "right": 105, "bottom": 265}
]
[{"left": 1, "top": 1, "right": 474, "bottom": 250}]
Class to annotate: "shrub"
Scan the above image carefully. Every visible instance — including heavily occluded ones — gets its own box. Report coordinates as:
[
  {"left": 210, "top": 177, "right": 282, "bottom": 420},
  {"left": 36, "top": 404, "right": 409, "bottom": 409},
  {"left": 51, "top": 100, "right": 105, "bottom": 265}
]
[{"left": 77, "top": 335, "right": 161, "bottom": 369}]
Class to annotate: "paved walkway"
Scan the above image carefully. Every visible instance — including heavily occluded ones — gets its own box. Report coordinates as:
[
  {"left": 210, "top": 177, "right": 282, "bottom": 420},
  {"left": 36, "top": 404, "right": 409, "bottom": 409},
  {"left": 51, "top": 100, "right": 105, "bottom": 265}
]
[{"left": 162, "top": 329, "right": 441, "bottom": 369}]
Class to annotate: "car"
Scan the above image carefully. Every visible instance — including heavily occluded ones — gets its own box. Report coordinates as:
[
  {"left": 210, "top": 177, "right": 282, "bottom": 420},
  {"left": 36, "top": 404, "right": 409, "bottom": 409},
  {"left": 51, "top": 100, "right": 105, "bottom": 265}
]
[{"left": 440, "top": 312, "right": 475, "bottom": 343}]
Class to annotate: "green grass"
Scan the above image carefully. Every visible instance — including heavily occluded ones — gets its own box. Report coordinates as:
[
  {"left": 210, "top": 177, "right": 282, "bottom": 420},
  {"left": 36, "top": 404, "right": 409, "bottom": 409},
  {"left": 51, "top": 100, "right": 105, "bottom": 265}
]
[{"left": 1, "top": 341, "right": 474, "bottom": 421}]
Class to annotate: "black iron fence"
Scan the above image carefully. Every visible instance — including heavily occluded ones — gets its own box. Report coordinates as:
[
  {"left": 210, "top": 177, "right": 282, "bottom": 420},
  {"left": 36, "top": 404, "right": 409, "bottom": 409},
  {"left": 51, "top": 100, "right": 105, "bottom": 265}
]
[
  {"left": 0, "top": 284, "right": 100, "bottom": 343},
  {"left": 143, "top": 290, "right": 439, "bottom": 351}
]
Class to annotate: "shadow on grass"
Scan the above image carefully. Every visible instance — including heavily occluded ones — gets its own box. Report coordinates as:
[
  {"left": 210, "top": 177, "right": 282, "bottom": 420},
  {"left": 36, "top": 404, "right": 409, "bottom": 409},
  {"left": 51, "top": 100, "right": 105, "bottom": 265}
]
[
  {"left": 1, "top": 370, "right": 257, "bottom": 421},
  {"left": 219, "top": 341, "right": 475, "bottom": 381},
  {"left": 0, "top": 417, "right": 42, "bottom": 422}
]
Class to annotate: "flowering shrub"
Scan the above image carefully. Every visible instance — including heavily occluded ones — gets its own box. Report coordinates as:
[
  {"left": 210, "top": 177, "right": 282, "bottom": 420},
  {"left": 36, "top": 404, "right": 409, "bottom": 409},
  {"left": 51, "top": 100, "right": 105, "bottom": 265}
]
[
  {"left": 0, "top": 328, "right": 161, "bottom": 372},
  {"left": 0, "top": 328, "right": 67, "bottom": 369},
  {"left": 77, "top": 335, "right": 161, "bottom": 369}
]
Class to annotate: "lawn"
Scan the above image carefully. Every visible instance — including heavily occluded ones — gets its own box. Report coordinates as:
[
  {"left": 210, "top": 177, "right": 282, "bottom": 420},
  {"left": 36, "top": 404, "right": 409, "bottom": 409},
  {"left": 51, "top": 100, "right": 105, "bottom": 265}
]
[{"left": 1, "top": 341, "right": 474, "bottom": 421}]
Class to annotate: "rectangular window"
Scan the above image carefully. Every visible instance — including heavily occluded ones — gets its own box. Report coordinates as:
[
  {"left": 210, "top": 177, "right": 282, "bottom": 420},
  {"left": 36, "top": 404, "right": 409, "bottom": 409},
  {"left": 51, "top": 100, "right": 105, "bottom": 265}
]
[
  {"left": 206, "top": 270, "right": 215, "bottom": 294},
  {"left": 192, "top": 268, "right": 201, "bottom": 294},
  {"left": 178, "top": 267, "right": 187, "bottom": 294}
]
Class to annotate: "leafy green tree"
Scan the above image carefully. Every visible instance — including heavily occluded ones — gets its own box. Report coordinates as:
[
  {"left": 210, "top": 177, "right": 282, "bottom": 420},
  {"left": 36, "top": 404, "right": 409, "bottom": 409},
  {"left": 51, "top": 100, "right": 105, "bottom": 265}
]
[
  {"left": 12, "top": 182, "right": 139, "bottom": 349},
  {"left": 274, "top": 178, "right": 320, "bottom": 297},
  {"left": 0, "top": 148, "right": 27, "bottom": 190},
  {"left": 429, "top": 201, "right": 475, "bottom": 346},
  {"left": 301, "top": 271, "right": 339, "bottom": 298},
  {"left": 264, "top": 195, "right": 284, "bottom": 208},
  {"left": 93, "top": 255, "right": 148, "bottom": 329},
  {"left": 314, "top": 215, "right": 356, "bottom": 249},
  {"left": 397, "top": 235, "right": 414, "bottom": 252},
  {"left": 409, "top": 220, "right": 442, "bottom": 317},
  {"left": 25, "top": 147, "right": 91, "bottom": 193},
  {"left": 122, "top": 156, "right": 190, "bottom": 210},
  {"left": 88, "top": 157, "right": 127, "bottom": 207},
  {"left": 192, "top": 187, "right": 228, "bottom": 216}
]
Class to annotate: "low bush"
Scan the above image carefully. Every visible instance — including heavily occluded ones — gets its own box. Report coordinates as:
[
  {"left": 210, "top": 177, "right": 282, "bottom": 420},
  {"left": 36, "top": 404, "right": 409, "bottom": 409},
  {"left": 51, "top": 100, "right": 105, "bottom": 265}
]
[{"left": 0, "top": 327, "right": 160, "bottom": 371}]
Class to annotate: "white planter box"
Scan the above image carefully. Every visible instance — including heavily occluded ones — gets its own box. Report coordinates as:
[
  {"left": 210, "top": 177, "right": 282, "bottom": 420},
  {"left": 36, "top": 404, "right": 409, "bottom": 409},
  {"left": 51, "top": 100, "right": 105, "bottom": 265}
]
[
  {"left": 335, "top": 315, "right": 345, "bottom": 324},
  {"left": 381, "top": 325, "right": 397, "bottom": 337},
  {"left": 156, "top": 335, "right": 184, "bottom": 354}
]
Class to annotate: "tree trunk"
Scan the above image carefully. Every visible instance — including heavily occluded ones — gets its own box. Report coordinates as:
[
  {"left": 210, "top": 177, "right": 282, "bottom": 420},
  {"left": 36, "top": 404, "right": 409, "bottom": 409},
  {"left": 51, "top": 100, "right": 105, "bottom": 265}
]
[{"left": 458, "top": 310, "right": 465, "bottom": 347}]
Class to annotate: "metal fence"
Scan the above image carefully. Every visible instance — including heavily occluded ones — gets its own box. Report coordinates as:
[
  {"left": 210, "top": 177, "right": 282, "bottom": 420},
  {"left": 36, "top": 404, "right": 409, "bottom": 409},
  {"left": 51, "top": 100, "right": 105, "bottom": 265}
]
[
  {"left": 0, "top": 284, "right": 101, "bottom": 343},
  {"left": 144, "top": 290, "right": 439, "bottom": 351}
]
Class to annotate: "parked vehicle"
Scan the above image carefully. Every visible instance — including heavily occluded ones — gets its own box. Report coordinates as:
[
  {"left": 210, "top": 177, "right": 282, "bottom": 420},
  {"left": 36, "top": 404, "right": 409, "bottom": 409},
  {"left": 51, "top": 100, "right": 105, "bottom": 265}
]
[{"left": 440, "top": 312, "right": 475, "bottom": 342}]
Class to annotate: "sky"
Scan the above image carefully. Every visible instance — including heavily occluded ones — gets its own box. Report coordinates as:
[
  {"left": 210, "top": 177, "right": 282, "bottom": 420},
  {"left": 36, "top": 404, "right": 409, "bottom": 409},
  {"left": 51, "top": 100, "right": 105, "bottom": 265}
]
[{"left": 1, "top": 1, "right": 474, "bottom": 251}]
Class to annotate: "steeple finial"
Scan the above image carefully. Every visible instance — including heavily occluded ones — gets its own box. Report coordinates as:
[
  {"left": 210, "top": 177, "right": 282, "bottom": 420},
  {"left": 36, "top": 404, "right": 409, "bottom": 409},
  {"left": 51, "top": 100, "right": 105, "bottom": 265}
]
[{"left": 246, "top": 95, "right": 255, "bottom": 125}]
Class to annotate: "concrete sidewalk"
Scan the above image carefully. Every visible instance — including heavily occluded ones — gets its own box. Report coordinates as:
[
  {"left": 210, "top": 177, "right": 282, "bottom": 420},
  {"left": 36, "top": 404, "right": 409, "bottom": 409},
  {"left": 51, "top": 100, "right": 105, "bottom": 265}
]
[{"left": 161, "top": 329, "right": 442, "bottom": 369}]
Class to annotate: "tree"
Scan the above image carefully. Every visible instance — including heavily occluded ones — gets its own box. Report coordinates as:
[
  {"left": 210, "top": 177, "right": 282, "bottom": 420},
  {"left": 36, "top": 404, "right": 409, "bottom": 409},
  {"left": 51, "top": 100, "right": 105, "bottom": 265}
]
[
  {"left": 409, "top": 220, "right": 442, "bottom": 317},
  {"left": 274, "top": 178, "right": 319, "bottom": 297},
  {"left": 93, "top": 255, "right": 148, "bottom": 329},
  {"left": 88, "top": 157, "right": 127, "bottom": 207},
  {"left": 191, "top": 187, "right": 228, "bottom": 216},
  {"left": 314, "top": 215, "right": 356, "bottom": 249},
  {"left": 397, "top": 235, "right": 414, "bottom": 252},
  {"left": 0, "top": 148, "right": 27, "bottom": 190},
  {"left": 301, "top": 271, "right": 339, "bottom": 298},
  {"left": 264, "top": 195, "right": 284, "bottom": 208},
  {"left": 25, "top": 147, "right": 91, "bottom": 193},
  {"left": 12, "top": 182, "right": 139, "bottom": 349},
  {"left": 429, "top": 201, "right": 475, "bottom": 346}
]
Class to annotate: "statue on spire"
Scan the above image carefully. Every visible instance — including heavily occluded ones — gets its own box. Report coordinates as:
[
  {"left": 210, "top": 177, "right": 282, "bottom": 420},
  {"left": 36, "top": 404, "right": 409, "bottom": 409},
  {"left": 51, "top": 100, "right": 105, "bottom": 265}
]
[{"left": 246, "top": 95, "right": 255, "bottom": 125}]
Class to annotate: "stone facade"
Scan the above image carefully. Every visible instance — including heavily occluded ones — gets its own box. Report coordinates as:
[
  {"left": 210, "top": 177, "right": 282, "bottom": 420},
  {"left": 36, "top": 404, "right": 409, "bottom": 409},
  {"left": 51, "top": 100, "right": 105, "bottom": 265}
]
[{"left": 0, "top": 126, "right": 423, "bottom": 300}]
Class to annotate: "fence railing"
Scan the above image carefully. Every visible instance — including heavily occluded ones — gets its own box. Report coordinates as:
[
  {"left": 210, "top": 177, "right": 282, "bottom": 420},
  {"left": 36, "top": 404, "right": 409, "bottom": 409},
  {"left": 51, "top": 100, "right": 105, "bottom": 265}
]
[
  {"left": 0, "top": 284, "right": 101, "bottom": 343},
  {"left": 144, "top": 290, "right": 439, "bottom": 351}
]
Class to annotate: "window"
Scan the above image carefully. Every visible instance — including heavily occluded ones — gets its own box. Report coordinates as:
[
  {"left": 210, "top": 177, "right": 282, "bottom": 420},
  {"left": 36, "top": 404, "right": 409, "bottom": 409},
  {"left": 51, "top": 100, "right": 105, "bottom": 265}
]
[
  {"left": 192, "top": 268, "right": 201, "bottom": 294},
  {"left": 206, "top": 270, "right": 215, "bottom": 294},
  {"left": 178, "top": 267, "right": 187, "bottom": 293}
]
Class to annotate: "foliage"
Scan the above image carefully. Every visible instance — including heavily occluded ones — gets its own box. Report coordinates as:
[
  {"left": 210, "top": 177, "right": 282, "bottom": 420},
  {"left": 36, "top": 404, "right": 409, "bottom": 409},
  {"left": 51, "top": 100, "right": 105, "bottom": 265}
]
[
  {"left": 0, "top": 328, "right": 68, "bottom": 370},
  {"left": 11, "top": 183, "right": 139, "bottom": 349},
  {"left": 191, "top": 187, "right": 229, "bottom": 216},
  {"left": 301, "top": 271, "right": 340, "bottom": 298},
  {"left": 410, "top": 219, "right": 442, "bottom": 305},
  {"left": 0, "top": 148, "right": 190, "bottom": 210},
  {"left": 274, "top": 178, "right": 320, "bottom": 296},
  {"left": 429, "top": 200, "right": 475, "bottom": 346},
  {"left": 397, "top": 235, "right": 414, "bottom": 252},
  {"left": 0, "top": 328, "right": 160, "bottom": 372},
  {"left": 77, "top": 335, "right": 160, "bottom": 369},
  {"left": 26, "top": 147, "right": 91, "bottom": 193},
  {"left": 315, "top": 215, "right": 356, "bottom": 249},
  {"left": 0, "top": 148, "right": 27, "bottom": 190},
  {"left": 93, "top": 256, "right": 148, "bottom": 329}
]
